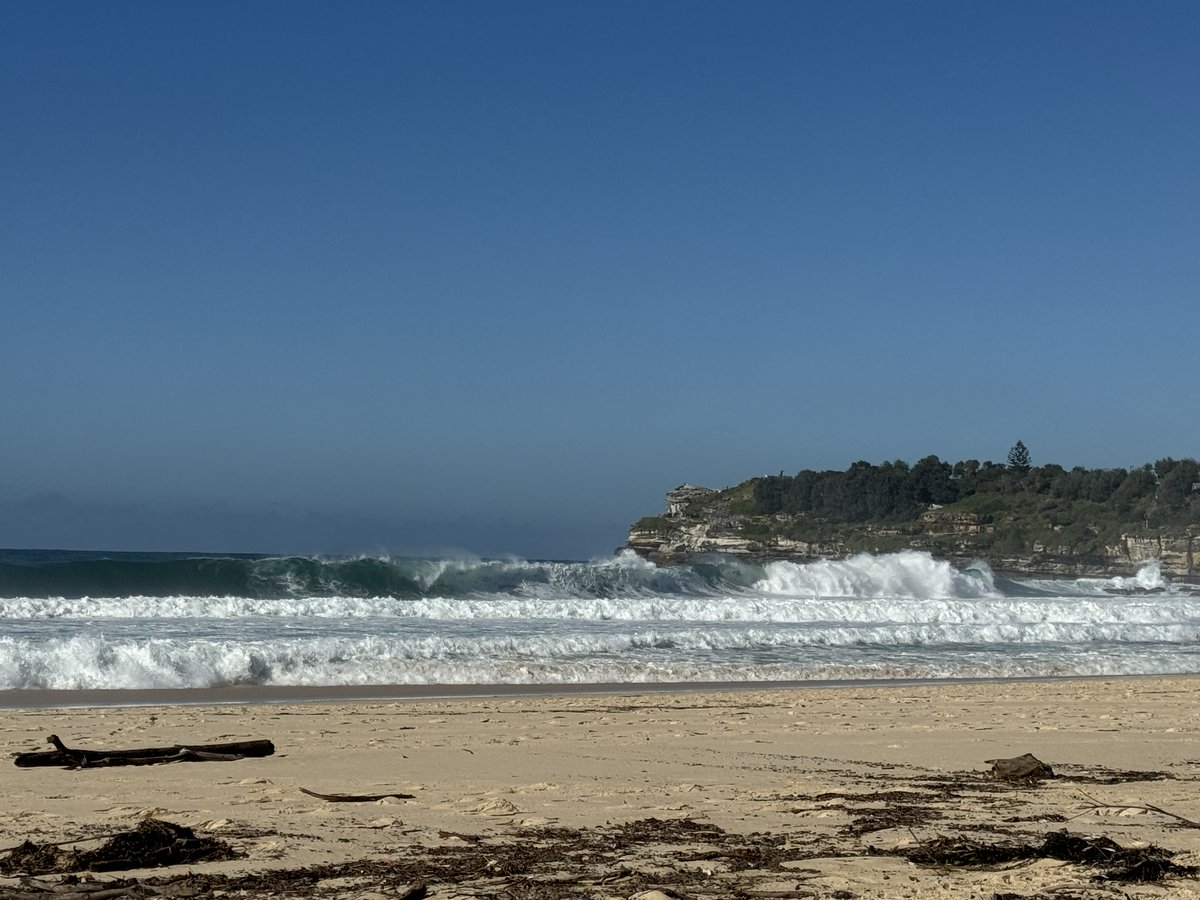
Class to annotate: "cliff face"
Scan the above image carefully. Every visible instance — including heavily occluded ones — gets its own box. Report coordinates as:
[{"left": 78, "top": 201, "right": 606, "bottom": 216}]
[{"left": 626, "top": 486, "right": 1198, "bottom": 579}]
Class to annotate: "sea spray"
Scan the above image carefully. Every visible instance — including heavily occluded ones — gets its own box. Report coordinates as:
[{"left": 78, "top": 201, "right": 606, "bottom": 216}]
[{"left": 753, "top": 550, "right": 998, "bottom": 599}]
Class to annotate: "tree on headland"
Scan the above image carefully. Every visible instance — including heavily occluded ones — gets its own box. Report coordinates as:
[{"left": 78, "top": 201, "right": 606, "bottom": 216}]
[
  {"left": 910, "top": 455, "right": 956, "bottom": 505},
  {"left": 1155, "top": 458, "right": 1200, "bottom": 522},
  {"left": 732, "top": 450, "right": 1197, "bottom": 553},
  {"left": 1007, "top": 440, "right": 1032, "bottom": 473}
]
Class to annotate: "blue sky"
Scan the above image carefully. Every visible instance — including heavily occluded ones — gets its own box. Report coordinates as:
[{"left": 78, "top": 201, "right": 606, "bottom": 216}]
[{"left": 2, "top": 1, "right": 1197, "bottom": 558}]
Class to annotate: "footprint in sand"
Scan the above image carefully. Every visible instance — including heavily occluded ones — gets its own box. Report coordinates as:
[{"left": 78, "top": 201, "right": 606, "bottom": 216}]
[
  {"left": 111, "top": 806, "right": 174, "bottom": 819},
  {"left": 359, "top": 816, "right": 404, "bottom": 829},
  {"left": 192, "top": 818, "right": 235, "bottom": 830},
  {"left": 475, "top": 798, "right": 521, "bottom": 816}
]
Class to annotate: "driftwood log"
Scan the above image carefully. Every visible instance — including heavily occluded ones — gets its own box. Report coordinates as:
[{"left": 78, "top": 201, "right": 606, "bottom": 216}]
[{"left": 14, "top": 735, "right": 275, "bottom": 769}]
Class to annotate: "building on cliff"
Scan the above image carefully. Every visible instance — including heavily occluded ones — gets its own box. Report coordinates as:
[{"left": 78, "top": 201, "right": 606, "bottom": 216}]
[{"left": 665, "top": 485, "right": 716, "bottom": 517}]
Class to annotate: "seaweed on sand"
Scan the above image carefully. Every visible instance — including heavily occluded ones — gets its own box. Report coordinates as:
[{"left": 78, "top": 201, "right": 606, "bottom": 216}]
[
  {"left": 0, "top": 820, "right": 239, "bottom": 875},
  {"left": 892, "top": 828, "right": 1198, "bottom": 882}
]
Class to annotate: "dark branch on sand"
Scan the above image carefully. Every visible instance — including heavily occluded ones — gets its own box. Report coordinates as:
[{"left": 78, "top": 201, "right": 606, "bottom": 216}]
[{"left": 299, "top": 787, "right": 415, "bottom": 802}]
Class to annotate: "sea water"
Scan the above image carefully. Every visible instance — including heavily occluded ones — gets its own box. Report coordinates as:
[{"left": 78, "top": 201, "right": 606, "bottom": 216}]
[{"left": 0, "top": 548, "right": 1196, "bottom": 691}]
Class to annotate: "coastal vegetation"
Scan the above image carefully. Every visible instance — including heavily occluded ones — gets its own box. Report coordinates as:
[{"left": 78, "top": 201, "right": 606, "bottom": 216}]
[{"left": 628, "top": 446, "right": 1200, "bottom": 574}]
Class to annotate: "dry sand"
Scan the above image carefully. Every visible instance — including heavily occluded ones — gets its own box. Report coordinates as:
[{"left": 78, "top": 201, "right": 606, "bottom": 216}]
[{"left": 3, "top": 677, "right": 1200, "bottom": 899}]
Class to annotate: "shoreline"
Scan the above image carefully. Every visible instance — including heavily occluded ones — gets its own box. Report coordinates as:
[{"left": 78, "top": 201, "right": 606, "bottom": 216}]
[{"left": 2, "top": 671, "right": 1195, "bottom": 710}]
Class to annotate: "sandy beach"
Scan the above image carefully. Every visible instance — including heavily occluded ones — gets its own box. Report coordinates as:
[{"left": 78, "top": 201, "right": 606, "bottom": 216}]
[{"left": 3, "top": 677, "right": 1200, "bottom": 899}]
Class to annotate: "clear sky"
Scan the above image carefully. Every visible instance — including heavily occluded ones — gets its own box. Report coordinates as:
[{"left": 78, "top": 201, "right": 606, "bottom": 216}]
[{"left": 2, "top": 1, "right": 1197, "bottom": 559}]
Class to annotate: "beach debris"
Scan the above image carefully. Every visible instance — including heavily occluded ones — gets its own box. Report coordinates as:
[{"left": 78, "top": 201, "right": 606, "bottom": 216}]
[
  {"left": 985, "top": 752, "right": 1054, "bottom": 782},
  {"left": 13, "top": 735, "right": 275, "bottom": 769},
  {"left": 0, "top": 872, "right": 429, "bottom": 900},
  {"left": 1056, "top": 763, "right": 1174, "bottom": 784},
  {"left": 18, "top": 814, "right": 1192, "bottom": 899},
  {"left": 0, "top": 820, "right": 240, "bottom": 875},
  {"left": 438, "top": 830, "right": 484, "bottom": 843},
  {"left": 299, "top": 786, "right": 415, "bottom": 802},
  {"left": 893, "top": 829, "right": 1198, "bottom": 882}
]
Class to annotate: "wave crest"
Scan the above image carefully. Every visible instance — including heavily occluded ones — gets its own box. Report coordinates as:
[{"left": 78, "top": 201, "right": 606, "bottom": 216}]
[{"left": 754, "top": 550, "right": 998, "bottom": 599}]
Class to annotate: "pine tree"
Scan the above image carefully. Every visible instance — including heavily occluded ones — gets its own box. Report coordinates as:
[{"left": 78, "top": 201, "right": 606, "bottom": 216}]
[{"left": 1007, "top": 440, "right": 1032, "bottom": 473}]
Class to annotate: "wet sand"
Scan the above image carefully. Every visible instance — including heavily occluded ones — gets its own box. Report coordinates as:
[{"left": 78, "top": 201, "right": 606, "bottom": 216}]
[{"left": 3, "top": 676, "right": 1200, "bottom": 898}]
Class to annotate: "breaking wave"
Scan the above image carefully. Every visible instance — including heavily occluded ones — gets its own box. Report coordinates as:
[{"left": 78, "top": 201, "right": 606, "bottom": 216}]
[{"left": 0, "top": 548, "right": 1194, "bottom": 691}]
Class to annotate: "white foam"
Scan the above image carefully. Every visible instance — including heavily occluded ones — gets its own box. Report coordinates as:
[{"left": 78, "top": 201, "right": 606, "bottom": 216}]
[
  {"left": 754, "top": 550, "right": 998, "bottom": 599},
  {"left": 1013, "top": 562, "right": 1178, "bottom": 596},
  {"left": 3, "top": 551, "right": 1196, "bottom": 691}
]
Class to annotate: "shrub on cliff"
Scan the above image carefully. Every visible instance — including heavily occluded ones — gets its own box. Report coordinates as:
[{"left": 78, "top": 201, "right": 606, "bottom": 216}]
[{"left": 742, "top": 455, "right": 1197, "bottom": 542}]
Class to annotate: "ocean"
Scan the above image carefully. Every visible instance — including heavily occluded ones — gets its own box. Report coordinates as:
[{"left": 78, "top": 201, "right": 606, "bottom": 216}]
[{"left": 0, "top": 548, "right": 1196, "bottom": 693}]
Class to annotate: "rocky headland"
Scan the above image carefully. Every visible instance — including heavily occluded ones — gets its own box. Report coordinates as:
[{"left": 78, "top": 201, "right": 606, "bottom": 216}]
[{"left": 626, "top": 473, "right": 1199, "bottom": 579}]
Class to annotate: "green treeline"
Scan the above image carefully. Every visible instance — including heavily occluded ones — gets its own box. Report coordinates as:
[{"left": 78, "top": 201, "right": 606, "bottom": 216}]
[{"left": 751, "top": 454, "right": 1200, "bottom": 529}]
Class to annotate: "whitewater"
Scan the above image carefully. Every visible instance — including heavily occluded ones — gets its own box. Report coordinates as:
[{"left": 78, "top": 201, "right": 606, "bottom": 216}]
[{"left": 0, "top": 548, "right": 1196, "bottom": 691}]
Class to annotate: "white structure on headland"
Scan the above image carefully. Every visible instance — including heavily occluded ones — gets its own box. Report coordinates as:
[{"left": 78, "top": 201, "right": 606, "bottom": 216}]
[{"left": 665, "top": 484, "right": 716, "bottom": 517}]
